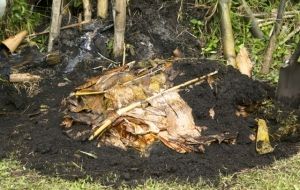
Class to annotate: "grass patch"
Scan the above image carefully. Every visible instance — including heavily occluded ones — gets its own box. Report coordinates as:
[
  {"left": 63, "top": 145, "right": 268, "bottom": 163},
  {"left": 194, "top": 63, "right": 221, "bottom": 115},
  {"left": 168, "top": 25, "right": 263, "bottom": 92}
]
[{"left": 0, "top": 151, "right": 299, "bottom": 189}]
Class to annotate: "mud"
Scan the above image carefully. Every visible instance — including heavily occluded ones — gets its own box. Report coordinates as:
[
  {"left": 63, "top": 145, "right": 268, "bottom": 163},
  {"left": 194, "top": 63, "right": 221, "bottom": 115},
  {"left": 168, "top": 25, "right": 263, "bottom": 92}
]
[{"left": 0, "top": 0, "right": 299, "bottom": 187}]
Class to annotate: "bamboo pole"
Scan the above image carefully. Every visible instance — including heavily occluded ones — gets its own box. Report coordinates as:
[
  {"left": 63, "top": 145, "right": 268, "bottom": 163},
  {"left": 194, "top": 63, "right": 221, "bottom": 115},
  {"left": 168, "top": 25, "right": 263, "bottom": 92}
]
[
  {"left": 97, "top": 0, "right": 108, "bottom": 19},
  {"left": 261, "top": 0, "right": 286, "bottom": 74},
  {"left": 48, "top": 0, "right": 62, "bottom": 52},
  {"left": 113, "top": 0, "right": 126, "bottom": 58},
  {"left": 241, "top": 0, "right": 264, "bottom": 39},
  {"left": 219, "top": 0, "right": 237, "bottom": 68},
  {"left": 89, "top": 70, "right": 218, "bottom": 140},
  {"left": 82, "top": 0, "right": 92, "bottom": 22}
]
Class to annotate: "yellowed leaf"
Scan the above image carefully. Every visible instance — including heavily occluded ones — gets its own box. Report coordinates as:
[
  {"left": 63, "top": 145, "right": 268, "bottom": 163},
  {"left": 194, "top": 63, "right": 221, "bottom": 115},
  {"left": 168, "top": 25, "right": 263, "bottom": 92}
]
[{"left": 256, "top": 119, "right": 274, "bottom": 154}]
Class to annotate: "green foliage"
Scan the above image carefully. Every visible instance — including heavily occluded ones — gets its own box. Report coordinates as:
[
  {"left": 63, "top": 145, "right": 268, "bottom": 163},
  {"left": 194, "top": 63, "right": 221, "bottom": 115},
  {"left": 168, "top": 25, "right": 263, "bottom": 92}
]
[
  {"left": 0, "top": 0, "right": 42, "bottom": 40},
  {"left": 189, "top": 0, "right": 300, "bottom": 83},
  {"left": 72, "top": 0, "right": 83, "bottom": 8}
]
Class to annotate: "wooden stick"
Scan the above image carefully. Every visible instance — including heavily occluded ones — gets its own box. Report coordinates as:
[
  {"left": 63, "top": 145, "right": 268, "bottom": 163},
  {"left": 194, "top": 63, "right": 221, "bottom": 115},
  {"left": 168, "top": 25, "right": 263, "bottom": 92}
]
[
  {"left": 219, "top": 0, "right": 237, "bottom": 68},
  {"left": 9, "top": 73, "right": 41, "bottom": 83},
  {"left": 261, "top": 0, "right": 286, "bottom": 74},
  {"left": 48, "top": 0, "right": 63, "bottom": 52},
  {"left": 89, "top": 70, "right": 218, "bottom": 140},
  {"left": 27, "top": 20, "right": 92, "bottom": 38},
  {"left": 113, "top": 0, "right": 127, "bottom": 57},
  {"left": 241, "top": 0, "right": 264, "bottom": 39},
  {"left": 82, "top": 0, "right": 92, "bottom": 22},
  {"left": 97, "top": 0, "right": 108, "bottom": 19}
]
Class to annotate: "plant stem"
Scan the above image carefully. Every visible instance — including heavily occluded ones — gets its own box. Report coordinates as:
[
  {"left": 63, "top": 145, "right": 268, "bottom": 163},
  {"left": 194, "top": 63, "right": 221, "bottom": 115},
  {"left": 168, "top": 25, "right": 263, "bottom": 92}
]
[{"left": 261, "top": 0, "right": 286, "bottom": 74}]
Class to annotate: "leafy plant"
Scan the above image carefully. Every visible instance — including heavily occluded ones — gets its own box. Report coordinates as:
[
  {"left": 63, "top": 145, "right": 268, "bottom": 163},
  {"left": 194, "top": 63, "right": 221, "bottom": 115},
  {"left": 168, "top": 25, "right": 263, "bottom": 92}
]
[
  {"left": 0, "top": 0, "right": 42, "bottom": 39},
  {"left": 188, "top": 0, "right": 300, "bottom": 83}
]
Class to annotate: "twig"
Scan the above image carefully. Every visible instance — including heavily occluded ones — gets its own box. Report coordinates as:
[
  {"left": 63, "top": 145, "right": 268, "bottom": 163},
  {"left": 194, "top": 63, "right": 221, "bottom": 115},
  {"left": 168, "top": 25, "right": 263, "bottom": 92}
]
[
  {"left": 27, "top": 20, "right": 92, "bottom": 38},
  {"left": 78, "top": 150, "right": 98, "bottom": 159},
  {"left": 89, "top": 70, "right": 218, "bottom": 140},
  {"left": 253, "top": 10, "right": 300, "bottom": 18},
  {"left": 261, "top": 0, "right": 286, "bottom": 74},
  {"left": 122, "top": 43, "right": 126, "bottom": 66},
  {"left": 241, "top": 0, "right": 264, "bottom": 39},
  {"left": 96, "top": 52, "right": 119, "bottom": 65}
]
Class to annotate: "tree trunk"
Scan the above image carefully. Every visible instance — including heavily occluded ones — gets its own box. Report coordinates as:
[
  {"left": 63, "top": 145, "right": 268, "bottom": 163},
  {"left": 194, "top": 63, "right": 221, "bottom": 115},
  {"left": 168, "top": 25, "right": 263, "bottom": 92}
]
[
  {"left": 97, "top": 0, "right": 108, "bottom": 19},
  {"left": 82, "top": 0, "right": 92, "bottom": 22},
  {"left": 219, "top": 0, "right": 237, "bottom": 68},
  {"left": 48, "top": 0, "right": 62, "bottom": 52},
  {"left": 113, "top": 0, "right": 126, "bottom": 58}
]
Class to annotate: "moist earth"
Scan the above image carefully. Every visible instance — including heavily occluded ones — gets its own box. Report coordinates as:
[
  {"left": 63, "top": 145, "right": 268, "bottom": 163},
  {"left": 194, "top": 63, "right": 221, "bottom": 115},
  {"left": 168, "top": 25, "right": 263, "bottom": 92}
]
[{"left": 0, "top": 0, "right": 299, "bottom": 187}]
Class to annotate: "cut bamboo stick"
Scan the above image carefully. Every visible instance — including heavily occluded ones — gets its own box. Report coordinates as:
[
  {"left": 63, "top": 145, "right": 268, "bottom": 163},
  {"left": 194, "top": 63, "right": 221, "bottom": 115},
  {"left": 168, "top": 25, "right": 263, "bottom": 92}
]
[
  {"left": 89, "top": 70, "right": 218, "bottom": 140},
  {"left": 82, "top": 0, "right": 92, "bottom": 22},
  {"left": 9, "top": 73, "right": 41, "bottom": 83},
  {"left": 97, "top": 0, "right": 108, "bottom": 19},
  {"left": 48, "top": 0, "right": 63, "bottom": 52},
  {"left": 113, "top": 0, "right": 127, "bottom": 58},
  {"left": 219, "top": 0, "right": 237, "bottom": 68}
]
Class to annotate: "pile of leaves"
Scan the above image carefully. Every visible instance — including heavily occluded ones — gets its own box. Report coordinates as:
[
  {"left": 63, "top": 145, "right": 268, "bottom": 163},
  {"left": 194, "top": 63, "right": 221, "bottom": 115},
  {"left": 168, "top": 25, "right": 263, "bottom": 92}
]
[{"left": 61, "top": 59, "right": 236, "bottom": 154}]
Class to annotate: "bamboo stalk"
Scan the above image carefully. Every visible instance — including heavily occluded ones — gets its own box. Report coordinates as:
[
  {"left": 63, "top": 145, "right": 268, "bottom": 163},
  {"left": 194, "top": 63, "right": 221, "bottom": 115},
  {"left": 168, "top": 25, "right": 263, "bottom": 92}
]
[
  {"left": 97, "top": 0, "right": 108, "bottom": 19},
  {"left": 261, "top": 0, "right": 286, "bottom": 74},
  {"left": 82, "top": 0, "right": 92, "bottom": 22},
  {"left": 48, "top": 0, "right": 62, "bottom": 52},
  {"left": 113, "top": 0, "right": 127, "bottom": 58},
  {"left": 219, "top": 0, "right": 237, "bottom": 68},
  {"left": 89, "top": 70, "right": 218, "bottom": 140},
  {"left": 241, "top": 0, "right": 264, "bottom": 39}
]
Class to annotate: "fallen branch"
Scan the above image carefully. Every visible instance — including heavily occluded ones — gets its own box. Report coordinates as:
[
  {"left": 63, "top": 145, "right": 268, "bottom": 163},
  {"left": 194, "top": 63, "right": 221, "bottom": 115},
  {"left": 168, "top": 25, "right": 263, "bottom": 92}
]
[
  {"left": 89, "top": 70, "right": 218, "bottom": 140},
  {"left": 261, "top": 0, "right": 286, "bottom": 74},
  {"left": 9, "top": 73, "right": 41, "bottom": 83}
]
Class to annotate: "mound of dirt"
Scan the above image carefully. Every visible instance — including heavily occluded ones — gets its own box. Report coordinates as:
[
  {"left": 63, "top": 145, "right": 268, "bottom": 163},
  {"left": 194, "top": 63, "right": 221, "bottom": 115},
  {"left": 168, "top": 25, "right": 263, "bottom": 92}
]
[
  {"left": 0, "top": 0, "right": 299, "bottom": 187},
  {"left": 0, "top": 57, "right": 299, "bottom": 187}
]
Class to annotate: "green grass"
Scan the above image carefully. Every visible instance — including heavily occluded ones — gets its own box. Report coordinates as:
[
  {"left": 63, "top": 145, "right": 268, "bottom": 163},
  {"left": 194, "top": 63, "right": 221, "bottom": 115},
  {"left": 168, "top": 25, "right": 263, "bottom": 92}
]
[{"left": 0, "top": 152, "right": 299, "bottom": 190}]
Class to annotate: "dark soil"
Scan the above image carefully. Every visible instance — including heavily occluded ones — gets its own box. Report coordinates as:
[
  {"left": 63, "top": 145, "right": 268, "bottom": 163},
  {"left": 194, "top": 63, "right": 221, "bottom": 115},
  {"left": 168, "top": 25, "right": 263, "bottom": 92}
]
[{"left": 0, "top": 0, "right": 299, "bottom": 188}]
